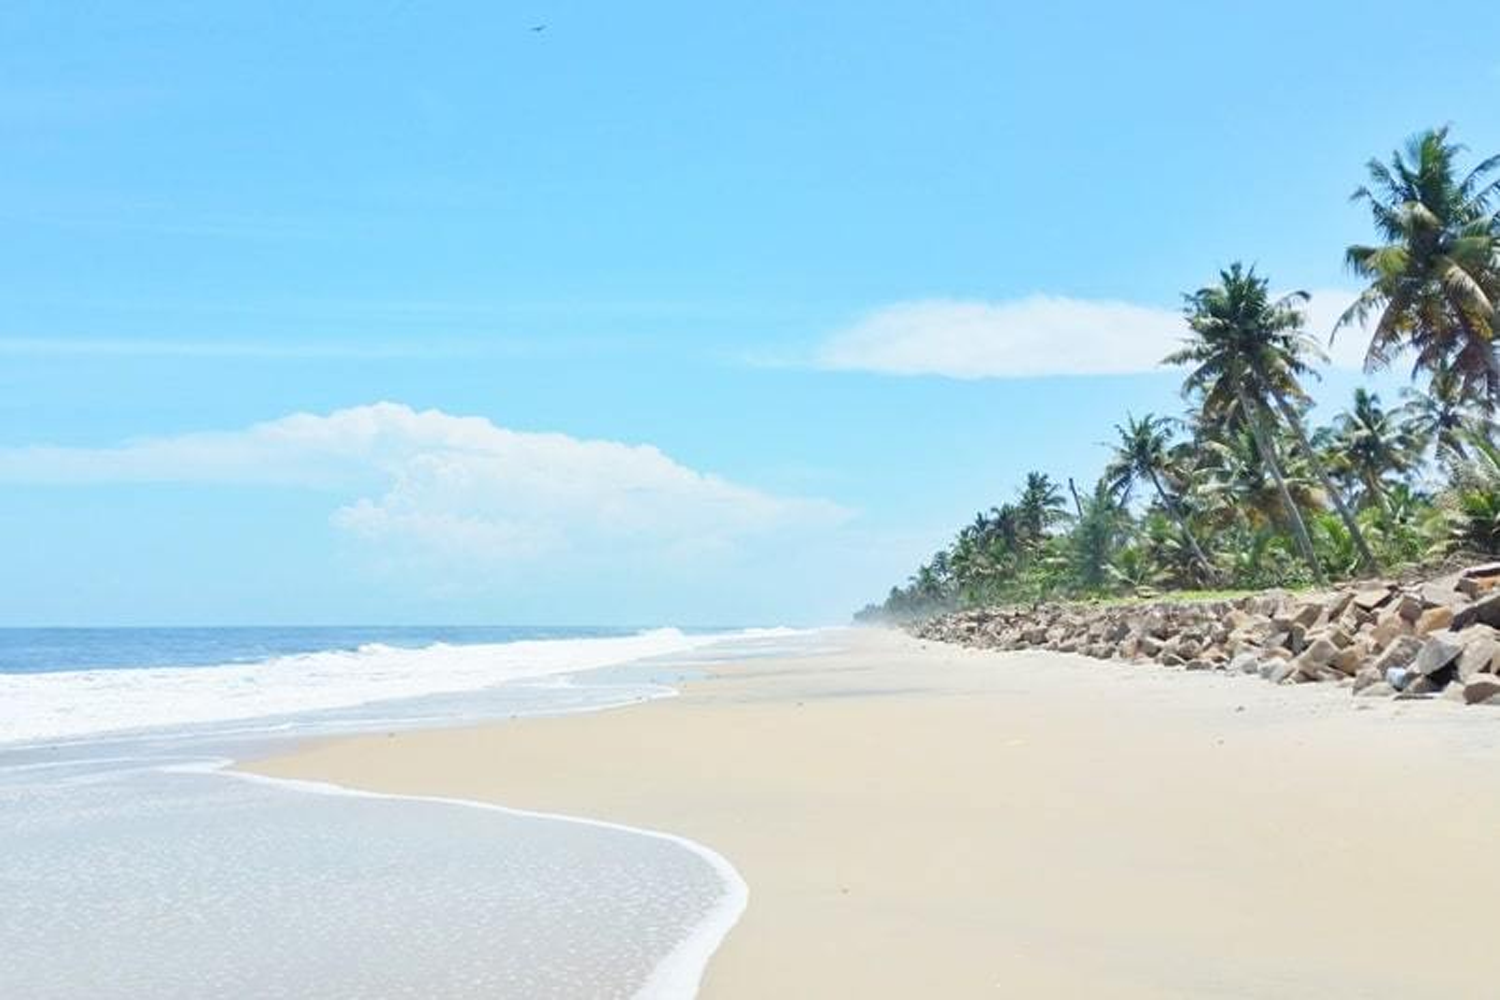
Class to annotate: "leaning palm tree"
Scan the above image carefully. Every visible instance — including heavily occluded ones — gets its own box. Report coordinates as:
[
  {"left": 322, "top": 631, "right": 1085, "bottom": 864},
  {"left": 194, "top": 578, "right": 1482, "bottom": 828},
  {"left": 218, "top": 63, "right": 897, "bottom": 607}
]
[
  {"left": 1196, "top": 423, "right": 1323, "bottom": 535},
  {"left": 1103, "top": 413, "right": 1215, "bottom": 581},
  {"left": 1338, "top": 126, "right": 1500, "bottom": 404},
  {"left": 1166, "top": 264, "right": 1327, "bottom": 579}
]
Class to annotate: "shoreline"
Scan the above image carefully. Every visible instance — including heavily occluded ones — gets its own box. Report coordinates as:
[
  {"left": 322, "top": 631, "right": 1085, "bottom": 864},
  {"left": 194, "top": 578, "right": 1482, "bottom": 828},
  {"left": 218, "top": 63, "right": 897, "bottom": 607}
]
[
  {"left": 248, "top": 626, "right": 1500, "bottom": 997},
  {"left": 193, "top": 759, "right": 745, "bottom": 1000}
]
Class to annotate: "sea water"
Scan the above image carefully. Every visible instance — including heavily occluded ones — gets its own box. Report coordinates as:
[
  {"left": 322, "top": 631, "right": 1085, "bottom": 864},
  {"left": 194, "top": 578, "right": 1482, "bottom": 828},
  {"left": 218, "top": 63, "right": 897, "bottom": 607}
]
[{"left": 0, "top": 626, "right": 792, "bottom": 998}]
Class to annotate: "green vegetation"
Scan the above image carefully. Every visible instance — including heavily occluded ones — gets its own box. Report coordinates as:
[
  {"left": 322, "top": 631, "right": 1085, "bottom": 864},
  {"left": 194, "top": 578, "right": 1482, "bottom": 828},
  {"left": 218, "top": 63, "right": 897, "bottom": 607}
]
[{"left": 859, "top": 127, "right": 1500, "bottom": 623}]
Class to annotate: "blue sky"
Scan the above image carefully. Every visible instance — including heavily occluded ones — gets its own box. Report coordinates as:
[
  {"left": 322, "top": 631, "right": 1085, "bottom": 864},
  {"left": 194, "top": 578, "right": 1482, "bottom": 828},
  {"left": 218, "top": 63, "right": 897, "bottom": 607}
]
[{"left": 1, "top": 1, "right": 1497, "bottom": 625}]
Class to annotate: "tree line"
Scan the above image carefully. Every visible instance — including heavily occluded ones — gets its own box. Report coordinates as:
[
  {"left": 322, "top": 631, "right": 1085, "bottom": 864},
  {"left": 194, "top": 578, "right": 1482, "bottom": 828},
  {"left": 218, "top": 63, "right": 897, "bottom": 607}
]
[{"left": 860, "top": 127, "right": 1500, "bottom": 622}]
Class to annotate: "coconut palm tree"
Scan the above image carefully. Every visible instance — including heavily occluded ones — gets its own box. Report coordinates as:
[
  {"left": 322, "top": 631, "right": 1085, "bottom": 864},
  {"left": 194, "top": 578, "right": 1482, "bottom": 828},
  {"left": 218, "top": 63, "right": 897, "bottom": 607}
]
[
  {"left": 1166, "top": 264, "right": 1328, "bottom": 579},
  {"left": 1196, "top": 423, "right": 1321, "bottom": 534},
  {"left": 1103, "top": 413, "right": 1215, "bottom": 580},
  {"left": 1401, "top": 364, "right": 1492, "bottom": 464},
  {"left": 1328, "top": 388, "right": 1418, "bottom": 512},
  {"left": 1221, "top": 281, "right": 1381, "bottom": 572},
  {"left": 1338, "top": 127, "right": 1500, "bottom": 403},
  {"left": 1015, "top": 472, "right": 1067, "bottom": 545}
]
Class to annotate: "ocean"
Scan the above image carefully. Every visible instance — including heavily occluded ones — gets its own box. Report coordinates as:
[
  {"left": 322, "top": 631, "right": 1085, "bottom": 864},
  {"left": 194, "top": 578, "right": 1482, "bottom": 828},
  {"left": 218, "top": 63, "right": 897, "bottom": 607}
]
[{"left": 0, "top": 625, "right": 792, "bottom": 998}]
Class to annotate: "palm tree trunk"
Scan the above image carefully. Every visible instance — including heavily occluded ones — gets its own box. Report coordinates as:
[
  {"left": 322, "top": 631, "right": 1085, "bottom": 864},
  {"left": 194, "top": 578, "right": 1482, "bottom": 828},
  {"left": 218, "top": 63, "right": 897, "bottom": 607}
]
[
  {"left": 1066, "top": 478, "right": 1084, "bottom": 518},
  {"left": 1234, "top": 381, "right": 1324, "bottom": 582},
  {"left": 1264, "top": 383, "right": 1378, "bottom": 573},
  {"left": 1146, "top": 467, "right": 1217, "bottom": 583}
]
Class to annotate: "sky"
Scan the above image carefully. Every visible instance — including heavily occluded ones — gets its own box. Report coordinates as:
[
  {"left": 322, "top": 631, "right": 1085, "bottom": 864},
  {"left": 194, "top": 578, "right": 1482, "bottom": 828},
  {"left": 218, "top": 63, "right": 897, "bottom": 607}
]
[{"left": 1, "top": 1, "right": 1498, "bottom": 626}]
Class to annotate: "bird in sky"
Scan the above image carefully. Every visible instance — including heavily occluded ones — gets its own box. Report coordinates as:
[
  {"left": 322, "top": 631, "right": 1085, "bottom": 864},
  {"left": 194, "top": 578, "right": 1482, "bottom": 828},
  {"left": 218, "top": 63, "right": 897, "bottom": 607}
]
[{"left": 531, "top": 24, "right": 546, "bottom": 32}]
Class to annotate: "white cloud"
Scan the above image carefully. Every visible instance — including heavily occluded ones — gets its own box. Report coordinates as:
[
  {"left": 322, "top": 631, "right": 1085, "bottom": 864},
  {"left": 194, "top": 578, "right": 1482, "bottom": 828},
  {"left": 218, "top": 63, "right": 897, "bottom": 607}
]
[
  {"left": 0, "top": 403, "right": 849, "bottom": 564},
  {"left": 817, "top": 289, "right": 1373, "bottom": 379}
]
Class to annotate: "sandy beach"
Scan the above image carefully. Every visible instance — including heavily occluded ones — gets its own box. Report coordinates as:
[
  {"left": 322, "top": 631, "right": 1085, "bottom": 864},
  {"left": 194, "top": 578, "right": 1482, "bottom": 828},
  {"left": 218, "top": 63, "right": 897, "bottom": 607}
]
[{"left": 249, "top": 627, "right": 1500, "bottom": 998}]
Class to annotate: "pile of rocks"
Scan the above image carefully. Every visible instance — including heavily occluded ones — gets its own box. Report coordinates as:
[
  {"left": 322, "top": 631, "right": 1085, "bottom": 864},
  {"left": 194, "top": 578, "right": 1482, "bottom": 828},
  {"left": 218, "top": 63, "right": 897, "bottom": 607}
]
[{"left": 911, "top": 563, "right": 1500, "bottom": 706}]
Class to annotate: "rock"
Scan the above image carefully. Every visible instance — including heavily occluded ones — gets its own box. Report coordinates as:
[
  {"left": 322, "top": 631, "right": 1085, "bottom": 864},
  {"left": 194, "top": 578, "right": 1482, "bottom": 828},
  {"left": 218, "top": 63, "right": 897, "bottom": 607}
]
[
  {"left": 1370, "top": 611, "right": 1409, "bottom": 651},
  {"left": 1356, "top": 681, "right": 1396, "bottom": 698},
  {"left": 1463, "top": 675, "right": 1500, "bottom": 705},
  {"left": 1405, "top": 674, "right": 1443, "bottom": 696},
  {"left": 1351, "top": 666, "right": 1383, "bottom": 693},
  {"left": 1330, "top": 645, "right": 1365, "bottom": 676},
  {"left": 1372, "top": 634, "right": 1424, "bottom": 675},
  {"left": 1138, "top": 634, "right": 1163, "bottom": 657},
  {"left": 1184, "top": 658, "right": 1212, "bottom": 671},
  {"left": 1462, "top": 561, "right": 1500, "bottom": 579},
  {"left": 1386, "top": 666, "right": 1412, "bottom": 690},
  {"left": 1244, "top": 592, "right": 1284, "bottom": 617},
  {"left": 1298, "top": 636, "right": 1340, "bottom": 669},
  {"left": 1453, "top": 625, "right": 1500, "bottom": 680},
  {"left": 1229, "top": 652, "right": 1262, "bottom": 675},
  {"left": 1417, "top": 580, "right": 1465, "bottom": 608},
  {"left": 1397, "top": 593, "right": 1426, "bottom": 622},
  {"left": 1413, "top": 635, "right": 1463, "bottom": 677},
  {"left": 1352, "top": 586, "right": 1395, "bottom": 611},
  {"left": 1452, "top": 592, "right": 1500, "bottom": 630},
  {"left": 1224, "top": 609, "right": 1254, "bottom": 631},
  {"left": 1266, "top": 660, "right": 1298, "bottom": 684},
  {"left": 1290, "top": 601, "right": 1325, "bottom": 629},
  {"left": 1323, "top": 625, "right": 1356, "bottom": 648},
  {"left": 1414, "top": 606, "right": 1455, "bottom": 635},
  {"left": 1457, "top": 575, "right": 1499, "bottom": 599}
]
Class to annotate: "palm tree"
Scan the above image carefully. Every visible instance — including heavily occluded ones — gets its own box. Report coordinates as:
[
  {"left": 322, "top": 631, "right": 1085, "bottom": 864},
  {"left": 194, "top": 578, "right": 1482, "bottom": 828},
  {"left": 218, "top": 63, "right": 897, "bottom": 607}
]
[
  {"left": 1015, "top": 472, "right": 1066, "bottom": 545},
  {"left": 1196, "top": 423, "right": 1322, "bottom": 534},
  {"left": 1068, "top": 480, "right": 1130, "bottom": 591},
  {"left": 1338, "top": 127, "right": 1500, "bottom": 403},
  {"left": 1103, "top": 413, "right": 1215, "bottom": 580},
  {"left": 1328, "top": 388, "right": 1418, "bottom": 512},
  {"left": 1166, "top": 264, "right": 1329, "bottom": 579},
  {"left": 1401, "top": 364, "right": 1492, "bottom": 464}
]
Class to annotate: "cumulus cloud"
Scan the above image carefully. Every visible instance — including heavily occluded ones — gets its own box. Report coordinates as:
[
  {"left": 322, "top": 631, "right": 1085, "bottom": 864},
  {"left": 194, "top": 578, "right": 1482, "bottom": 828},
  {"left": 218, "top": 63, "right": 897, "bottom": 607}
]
[
  {"left": 0, "top": 403, "right": 849, "bottom": 563},
  {"left": 817, "top": 290, "right": 1372, "bottom": 379}
]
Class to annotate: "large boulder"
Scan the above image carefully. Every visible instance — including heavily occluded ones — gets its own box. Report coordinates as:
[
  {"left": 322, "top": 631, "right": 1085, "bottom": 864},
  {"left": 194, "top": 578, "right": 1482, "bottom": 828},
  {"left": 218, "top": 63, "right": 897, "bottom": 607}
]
[
  {"left": 1371, "top": 634, "right": 1424, "bottom": 675},
  {"left": 1290, "top": 601, "right": 1326, "bottom": 630},
  {"left": 1413, "top": 635, "right": 1464, "bottom": 677},
  {"left": 1453, "top": 625, "right": 1500, "bottom": 680},
  {"left": 1417, "top": 579, "right": 1466, "bottom": 609},
  {"left": 1457, "top": 575, "right": 1499, "bottom": 599},
  {"left": 1298, "top": 636, "right": 1340, "bottom": 669},
  {"left": 1351, "top": 585, "right": 1395, "bottom": 611},
  {"left": 1329, "top": 644, "right": 1366, "bottom": 676},
  {"left": 1397, "top": 593, "right": 1426, "bottom": 623},
  {"left": 1414, "top": 605, "right": 1456, "bottom": 635},
  {"left": 1370, "top": 611, "right": 1410, "bottom": 651},
  {"left": 1452, "top": 592, "right": 1500, "bottom": 630},
  {"left": 1229, "top": 652, "right": 1262, "bottom": 675},
  {"left": 1462, "top": 675, "right": 1500, "bottom": 705}
]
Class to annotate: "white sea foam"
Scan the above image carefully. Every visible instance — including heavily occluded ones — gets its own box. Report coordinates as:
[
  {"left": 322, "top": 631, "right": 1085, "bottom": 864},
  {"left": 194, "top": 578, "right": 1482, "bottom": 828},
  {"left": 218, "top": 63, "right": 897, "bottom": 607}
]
[
  {"left": 175, "top": 760, "right": 748, "bottom": 1000},
  {"left": 0, "top": 627, "right": 794, "bottom": 746}
]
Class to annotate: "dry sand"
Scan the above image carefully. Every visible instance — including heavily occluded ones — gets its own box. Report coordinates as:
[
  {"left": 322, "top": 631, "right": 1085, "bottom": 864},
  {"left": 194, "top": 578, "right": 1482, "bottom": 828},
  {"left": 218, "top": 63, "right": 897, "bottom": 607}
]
[{"left": 248, "top": 627, "right": 1500, "bottom": 998}]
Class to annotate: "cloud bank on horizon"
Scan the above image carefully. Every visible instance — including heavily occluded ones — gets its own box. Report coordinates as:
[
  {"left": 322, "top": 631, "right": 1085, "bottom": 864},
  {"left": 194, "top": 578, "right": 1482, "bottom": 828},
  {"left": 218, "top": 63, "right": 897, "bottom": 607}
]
[
  {"left": 0, "top": 403, "right": 850, "bottom": 569},
  {"left": 817, "top": 290, "right": 1373, "bottom": 379}
]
